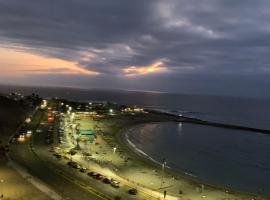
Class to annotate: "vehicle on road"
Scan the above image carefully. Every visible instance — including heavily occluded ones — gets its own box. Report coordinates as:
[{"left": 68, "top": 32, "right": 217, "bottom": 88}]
[
  {"left": 102, "top": 178, "right": 111, "bottom": 184},
  {"left": 67, "top": 161, "right": 80, "bottom": 169},
  {"left": 26, "top": 130, "right": 32, "bottom": 137},
  {"left": 80, "top": 167, "right": 87, "bottom": 173},
  {"left": 87, "top": 171, "right": 97, "bottom": 177},
  {"left": 111, "top": 179, "right": 120, "bottom": 188},
  {"left": 53, "top": 153, "right": 62, "bottom": 159},
  {"left": 94, "top": 173, "right": 104, "bottom": 180},
  {"left": 128, "top": 188, "right": 137, "bottom": 195},
  {"left": 82, "top": 152, "right": 92, "bottom": 157}
]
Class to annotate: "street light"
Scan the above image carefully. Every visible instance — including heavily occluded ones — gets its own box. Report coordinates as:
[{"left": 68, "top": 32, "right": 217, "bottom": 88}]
[
  {"left": 111, "top": 147, "right": 117, "bottom": 164},
  {"left": 113, "top": 147, "right": 117, "bottom": 154}
]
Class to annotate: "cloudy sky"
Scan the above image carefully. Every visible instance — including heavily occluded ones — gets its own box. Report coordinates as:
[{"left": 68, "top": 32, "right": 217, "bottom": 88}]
[{"left": 0, "top": 0, "right": 270, "bottom": 97}]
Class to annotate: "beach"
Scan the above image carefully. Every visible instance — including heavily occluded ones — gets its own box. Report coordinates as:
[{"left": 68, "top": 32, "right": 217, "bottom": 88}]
[{"left": 68, "top": 110, "right": 269, "bottom": 200}]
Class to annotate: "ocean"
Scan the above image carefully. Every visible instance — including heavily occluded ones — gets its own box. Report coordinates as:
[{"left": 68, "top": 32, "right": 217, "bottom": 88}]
[{"left": 1, "top": 85, "right": 270, "bottom": 195}]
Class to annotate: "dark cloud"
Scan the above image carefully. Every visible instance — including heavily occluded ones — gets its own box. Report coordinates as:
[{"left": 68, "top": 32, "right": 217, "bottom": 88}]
[{"left": 0, "top": 0, "right": 270, "bottom": 96}]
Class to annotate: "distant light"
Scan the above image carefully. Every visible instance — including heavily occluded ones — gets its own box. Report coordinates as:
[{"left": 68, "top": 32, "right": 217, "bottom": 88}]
[
  {"left": 25, "top": 118, "right": 31, "bottom": 123},
  {"left": 26, "top": 131, "right": 32, "bottom": 137},
  {"left": 109, "top": 109, "right": 113, "bottom": 113}
]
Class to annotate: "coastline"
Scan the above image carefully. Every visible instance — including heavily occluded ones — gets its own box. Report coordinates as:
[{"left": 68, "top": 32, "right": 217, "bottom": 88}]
[{"left": 114, "top": 121, "right": 269, "bottom": 199}]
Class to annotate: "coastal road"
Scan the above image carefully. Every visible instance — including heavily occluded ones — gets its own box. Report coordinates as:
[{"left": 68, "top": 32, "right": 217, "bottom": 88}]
[
  {"left": 9, "top": 109, "right": 103, "bottom": 200},
  {"left": 9, "top": 104, "right": 152, "bottom": 200}
]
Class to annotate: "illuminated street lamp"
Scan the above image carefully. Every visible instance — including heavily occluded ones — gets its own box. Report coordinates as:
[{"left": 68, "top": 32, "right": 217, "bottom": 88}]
[
  {"left": 70, "top": 112, "right": 75, "bottom": 122},
  {"left": 111, "top": 147, "right": 117, "bottom": 164},
  {"left": 113, "top": 147, "right": 117, "bottom": 154}
]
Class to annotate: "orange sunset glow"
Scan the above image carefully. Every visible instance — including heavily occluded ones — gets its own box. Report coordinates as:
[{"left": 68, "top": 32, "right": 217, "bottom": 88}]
[
  {"left": 123, "top": 61, "right": 168, "bottom": 77},
  {"left": 0, "top": 47, "right": 99, "bottom": 77}
]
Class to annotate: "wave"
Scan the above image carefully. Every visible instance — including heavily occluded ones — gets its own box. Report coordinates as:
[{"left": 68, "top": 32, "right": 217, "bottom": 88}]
[
  {"left": 124, "top": 129, "right": 209, "bottom": 182},
  {"left": 124, "top": 131, "right": 201, "bottom": 178},
  {"left": 125, "top": 130, "right": 165, "bottom": 167}
]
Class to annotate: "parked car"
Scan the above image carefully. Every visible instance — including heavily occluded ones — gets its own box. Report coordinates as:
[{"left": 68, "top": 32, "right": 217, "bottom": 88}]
[
  {"left": 111, "top": 179, "right": 120, "bottom": 188},
  {"left": 87, "top": 171, "right": 97, "bottom": 177},
  {"left": 94, "top": 173, "right": 104, "bottom": 180},
  {"left": 36, "top": 129, "right": 42, "bottom": 133},
  {"left": 82, "top": 152, "right": 92, "bottom": 157},
  {"left": 128, "top": 188, "right": 137, "bottom": 195},
  {"left": 67, "top": 161, "right": 79, "bottom": 169},
  {"left": 80, "top": 167, "right": 87, "bottom": 173},
  {"left": 53, "top": 153, "right": 62, "bottom": 159},
  {"left": 102, "top": 178, "right": 111, "bottom": 184}
]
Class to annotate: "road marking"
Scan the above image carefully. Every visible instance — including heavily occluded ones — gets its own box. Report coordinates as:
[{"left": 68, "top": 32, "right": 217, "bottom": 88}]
[{"left": 7, "top": 157, "right": 62, "bottom": 200}]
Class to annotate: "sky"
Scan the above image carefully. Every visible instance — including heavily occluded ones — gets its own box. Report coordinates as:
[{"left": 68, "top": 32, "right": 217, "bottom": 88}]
[{"left": 0, "top": 0, "right": 270, "bottom": 98}]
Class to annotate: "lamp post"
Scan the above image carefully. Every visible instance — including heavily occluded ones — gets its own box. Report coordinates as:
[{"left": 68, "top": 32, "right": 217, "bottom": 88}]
[
  {"left": 0, "top": 179, "right": 4, "bottom": 199},
  {"left": 87, "top": 158, "right": 90, "bottom": 169},
  {"left": 75, "top": 130, "right": 80, "bottom": 150},
  {"left": 160, "top": 160, "right": 166, "bottom": 189},
  {"left": 112, "top": 147, "right": 117, "bottom": 164}
]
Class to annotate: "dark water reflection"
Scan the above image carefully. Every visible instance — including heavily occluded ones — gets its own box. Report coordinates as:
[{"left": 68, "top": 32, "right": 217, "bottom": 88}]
[{"left": 127, "top": 122, "right": 270, "bottom": 195}]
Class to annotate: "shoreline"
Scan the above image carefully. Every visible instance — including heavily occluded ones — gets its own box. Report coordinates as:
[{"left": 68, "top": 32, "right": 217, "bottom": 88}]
[{"left": 114, "top": 121, "right": 269, "bottom": 199}]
